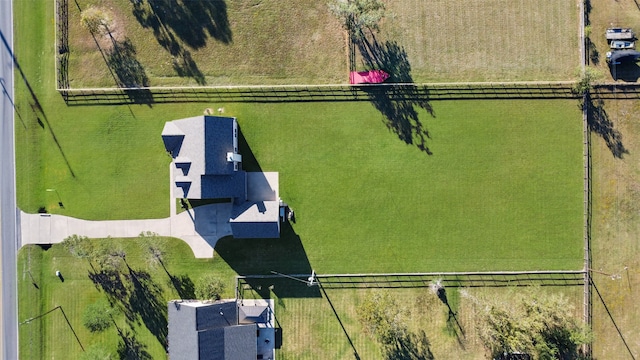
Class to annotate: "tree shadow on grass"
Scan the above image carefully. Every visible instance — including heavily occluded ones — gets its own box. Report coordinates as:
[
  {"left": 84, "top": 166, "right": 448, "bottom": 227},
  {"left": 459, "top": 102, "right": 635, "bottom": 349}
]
[
  {"left": 89, "top": 265, "right": 168, "bottom": 348},
  {"left": 126, "top": 268, "right": 168, "bottom": 348},
  {"left": 107, "top": 36, "right": 155, "bottom": 104},
  {"left": 132, "top": 0, "right": 231, "bottom": 48},
  {"left": 107, "top": 37, "right": 149, "bottom": 88},
  {"left": 215, "top": 222, "right": 321, "bottom": 299},
  {"left": 129, "top": 0, "right": 230, "bottom": 84},
  {"left": 586, "top": 97, "right": 628, "bottom": 158},
  {"left": 355, "top": 32, "right": 435, "bottom": 154},
  {"left": 166, "top": 273, "right": 196, "bottom": 300},
  {"left": 116, "top": 327, "right": 153, "bottom": 360},
  {"left": 89, "top": 269, "right": 129, "bottom": 305},
  {"left": 384, "top": 330, "right": 435, "bottom": 360}
]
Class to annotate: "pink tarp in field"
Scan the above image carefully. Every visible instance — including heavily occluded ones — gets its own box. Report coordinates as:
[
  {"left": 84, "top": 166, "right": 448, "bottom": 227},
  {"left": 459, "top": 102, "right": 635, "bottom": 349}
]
[{"left": 349, "top": 70, "right": 390, "bottom": 84}]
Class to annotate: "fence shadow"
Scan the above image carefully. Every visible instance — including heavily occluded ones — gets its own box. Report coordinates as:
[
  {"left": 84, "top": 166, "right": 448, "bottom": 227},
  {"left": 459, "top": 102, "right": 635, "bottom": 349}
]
[
  {"left": 585, "top": 97, "right": 628, "bottom": 158},
  {"left": 59, "top": 82, "right": 578, "bottom": 106},
  {"left": 355, "top": 31, "right": 435, "bottom": 154}
]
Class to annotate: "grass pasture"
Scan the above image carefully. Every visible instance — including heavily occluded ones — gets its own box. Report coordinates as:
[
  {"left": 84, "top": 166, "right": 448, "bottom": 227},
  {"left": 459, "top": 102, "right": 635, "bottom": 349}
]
[
  {"left": 66, "top": 0, "right": 347, "bottom": 87},
  {"left": 364, "top": 0, "right": 580, "bottom": 83},
  {"left": 590, "top": 99, "right": 640, "bottom": 359},
  {"left": 14, "top": 0, "right": 585, "bottom": 269},
  {"left": 240, "top": 282, "right": 584, "bottom": 360},
  {"left": 64, "top": 0, "right": 582, "bottom": 87}
]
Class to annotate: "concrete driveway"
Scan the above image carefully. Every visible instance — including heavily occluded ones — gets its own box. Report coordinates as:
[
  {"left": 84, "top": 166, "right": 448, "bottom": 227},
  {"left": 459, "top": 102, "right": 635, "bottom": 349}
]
[{"left": 19, "top": 203, "right": 233, "bottom": 258}]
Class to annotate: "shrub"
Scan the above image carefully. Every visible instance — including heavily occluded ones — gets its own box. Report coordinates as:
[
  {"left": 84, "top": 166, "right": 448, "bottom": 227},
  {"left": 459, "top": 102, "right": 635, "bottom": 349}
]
[{"left": 82, "top": 298, "right": 114, "bottom": 332}]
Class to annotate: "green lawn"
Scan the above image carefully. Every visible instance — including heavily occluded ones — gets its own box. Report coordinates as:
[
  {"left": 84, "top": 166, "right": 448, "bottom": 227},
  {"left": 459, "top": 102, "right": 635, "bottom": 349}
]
[
  {"left": 15, "top": 1, "right": 588, "bottom": 359},
  {"left": 17, "top": 96, "right": 585, "bottom": 272},
  {"left": 232, "top": 100, "right": 584, "bottom": 273}
]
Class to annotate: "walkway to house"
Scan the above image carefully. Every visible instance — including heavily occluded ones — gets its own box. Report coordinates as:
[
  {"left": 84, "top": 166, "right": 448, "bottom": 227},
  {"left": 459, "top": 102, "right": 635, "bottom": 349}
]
[{"left": 18, "top": 165, "right": 234, "bottom": 258}]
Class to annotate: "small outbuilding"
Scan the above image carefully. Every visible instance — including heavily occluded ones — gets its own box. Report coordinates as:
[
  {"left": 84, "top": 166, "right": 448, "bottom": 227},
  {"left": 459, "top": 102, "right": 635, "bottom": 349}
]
[{"left": 606, "top": 28, "right": 635, "bottom": 41}]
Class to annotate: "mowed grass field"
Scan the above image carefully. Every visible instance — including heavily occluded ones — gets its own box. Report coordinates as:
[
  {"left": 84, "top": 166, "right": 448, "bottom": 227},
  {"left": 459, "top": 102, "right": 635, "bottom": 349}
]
[
  {"left": 236, "top": 100, "right": 584, "bottom": 273},
  {"left": 16, "top": 98, "right": 586, "bottom": 271},
  {"left": 590, "top": 99, "right": 640, "bottom": 360},
  {"left": 67, "top": 0, "right": 347, "bottom": 87},
  {"left": 370, "top": 0, "right": 580, "bottom": 82}
]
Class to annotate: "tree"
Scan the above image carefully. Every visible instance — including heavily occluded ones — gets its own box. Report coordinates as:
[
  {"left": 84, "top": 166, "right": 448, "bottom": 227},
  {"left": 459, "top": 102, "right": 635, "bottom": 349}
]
[
  {"left": 357, "top": 292, "right": 435, "bottom": 359},
  {"left": 139, "top": 231, "right": 167, "bottom": 269},
  {"left": 357, "top": 292, "right": 408, "bottom": 346},
  {"left": 195, "top": 274, "right": 225, "bottom": 301},
  {"left": 82, "top": 298, "right": 116, "bottom": 332},
  {"left": 329, "top": 0, "right": 386, "bottom": 35},
  {"left": 80, "top": 6, "right": 113, "bottom": 35},
  {"left": 573, "top": 67, "right": 601, "bottom": 98},
  {"left": 61, "top": 234, "right": 94, "bottom": 262},
  {"left": 462, "top": 288, "right": 592, "bottom": 359},
  {"left": 94, "top": 242, "right": 126, "bottom": 272}
]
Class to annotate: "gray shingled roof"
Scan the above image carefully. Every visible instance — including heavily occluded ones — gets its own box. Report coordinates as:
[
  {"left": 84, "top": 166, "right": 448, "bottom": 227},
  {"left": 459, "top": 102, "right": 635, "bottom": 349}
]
[
  {"left": 162, "top": 116, "right": 241, "bottom": 200},
  {"left": 168, "top": 302, "right": 199, "bottom": 360},
  {"left": 169, "top": 300, "right": 259, "bottom": 360},
  {"left": 204, "top": 116, "right": 237, "bottom": 175},
  {"left": 609, "top": 49, "right": 640, "bottom": 63},
  {"left": 230, "top": 201, "right": 280, "bottom": 238},
  {"left": 201, "top": 173, "right": 247, "bottom": 203}
]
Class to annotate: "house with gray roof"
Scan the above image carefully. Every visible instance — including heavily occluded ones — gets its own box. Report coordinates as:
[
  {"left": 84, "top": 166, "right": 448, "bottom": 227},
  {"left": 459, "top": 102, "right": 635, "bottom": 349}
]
[
  {"left": 168, "top": 299, "right": 275, "bottom": 360},
  {"left": 162, "top": 116, "right": 281, "bottom": 239}
]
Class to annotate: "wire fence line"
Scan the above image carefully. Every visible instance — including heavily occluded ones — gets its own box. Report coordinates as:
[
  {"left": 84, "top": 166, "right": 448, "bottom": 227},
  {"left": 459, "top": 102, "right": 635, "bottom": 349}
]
[
  {"left": 55, "top": 0, "right": 69, "bottom": 90},
  {"left": 236, "top": 270, "right": 586, "bottom": 295},
  {"left": 57, "top": 81, "right": 582, "bottom": 105},
  {"left": 592, "top": 83, "right": 640, "bottom": 99}
]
